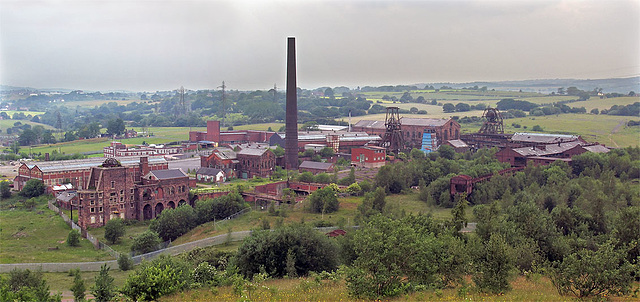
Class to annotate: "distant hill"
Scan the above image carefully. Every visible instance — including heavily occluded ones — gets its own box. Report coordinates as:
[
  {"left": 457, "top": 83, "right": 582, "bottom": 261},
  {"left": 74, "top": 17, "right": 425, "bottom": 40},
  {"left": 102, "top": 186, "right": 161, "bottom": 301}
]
[{"left": 419, "top": 76, "right": 639, "bottom": 94}]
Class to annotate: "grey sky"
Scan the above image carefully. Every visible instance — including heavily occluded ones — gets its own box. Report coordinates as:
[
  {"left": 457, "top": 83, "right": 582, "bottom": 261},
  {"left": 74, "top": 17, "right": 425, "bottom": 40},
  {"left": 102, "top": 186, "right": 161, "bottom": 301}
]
[{"left": 1, "top": 0, "right": 638, "bottom": 92}]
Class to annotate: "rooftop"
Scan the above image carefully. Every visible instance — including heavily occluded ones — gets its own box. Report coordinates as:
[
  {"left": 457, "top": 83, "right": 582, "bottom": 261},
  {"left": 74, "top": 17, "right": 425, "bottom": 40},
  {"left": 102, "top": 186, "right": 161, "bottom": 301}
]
[
  {"left": 148, "top": 169, "right": 188, "bottom": 180},
  {"left": 25, "top": 156, "right": 167, "bottom": 173}
]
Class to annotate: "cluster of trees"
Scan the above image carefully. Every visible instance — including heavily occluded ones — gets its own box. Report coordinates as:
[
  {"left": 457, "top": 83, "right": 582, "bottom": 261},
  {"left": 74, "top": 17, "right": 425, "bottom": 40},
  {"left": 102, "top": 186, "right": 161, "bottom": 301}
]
[
  {"left": 600, "top": 102, "right": 640, "bottom": 116},
  {"left": 442, "top": 102, "right": 487, "bottom": 113},
  {"left": 148, "top": 193, "right": 247, "bottom": 243}
]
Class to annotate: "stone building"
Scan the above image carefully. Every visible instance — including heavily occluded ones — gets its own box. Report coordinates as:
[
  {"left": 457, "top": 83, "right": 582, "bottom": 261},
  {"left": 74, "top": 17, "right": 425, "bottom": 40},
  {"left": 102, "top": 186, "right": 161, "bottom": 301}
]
[
  {"left": 201, "top": 145, "right": 276, "bottom": 179},
  {"left": 77, "top": 158, "right": 190, "bottom": 228}
]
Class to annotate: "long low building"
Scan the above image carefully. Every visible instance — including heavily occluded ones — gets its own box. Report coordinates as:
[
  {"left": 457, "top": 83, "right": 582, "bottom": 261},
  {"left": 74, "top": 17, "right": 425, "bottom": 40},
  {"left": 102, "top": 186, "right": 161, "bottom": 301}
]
[
  {"left": 352, "top": 117, "right": 461, "bottom": 150},
  {"left": 13, "top": 156, "right": 168, "bottom": 193}
]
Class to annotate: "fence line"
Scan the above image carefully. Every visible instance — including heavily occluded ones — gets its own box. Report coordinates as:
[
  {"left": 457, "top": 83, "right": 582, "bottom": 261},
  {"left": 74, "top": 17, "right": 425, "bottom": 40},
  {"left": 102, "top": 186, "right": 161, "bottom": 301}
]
[{"left": 47, "top": 200, "right": 119, "bottom": 258}]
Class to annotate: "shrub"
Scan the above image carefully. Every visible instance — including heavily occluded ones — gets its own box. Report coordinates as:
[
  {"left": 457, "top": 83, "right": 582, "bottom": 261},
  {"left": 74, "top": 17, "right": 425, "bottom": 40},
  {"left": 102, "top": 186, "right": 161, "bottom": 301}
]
[
  {"left": 121, "top": 256, "right": 190, "bottom": 301},
  {"left": 471, "top": 234, "right": 515, "bottom": 294},
  {"left": 550, "top": 242, "right": 634, "bottom": 299},
  {"left": 67, "top": 230, "right": 80, "bottom": 247},
  {"left": 3, "top": 269, "right": 59, "bottom": 302},
  {"left": 118, "top": 254, "right": 134, "bottom": 271},
  {"left": 150, "top": 205, "right": 197, "bottom": 241},
  {"left": 104, "top": 218, "right": 125, "bottom": 244},
  {"left": 70, "top": 272, "right": 85, "bottom": 302},
  {"left": 308, "top": 187, "right": 339, "bottom": 214},
  {"left": 235, "top": 224, "right": 339, "bottom": 279},
  {"left": 19, "top": 179, "right": 45, "bottom": 198},
  {"left": 131, "top": 230, "right": 162, "bottom": 255},
  {"left": 92, "top": 264, "right": 115, "bottom": 302}
]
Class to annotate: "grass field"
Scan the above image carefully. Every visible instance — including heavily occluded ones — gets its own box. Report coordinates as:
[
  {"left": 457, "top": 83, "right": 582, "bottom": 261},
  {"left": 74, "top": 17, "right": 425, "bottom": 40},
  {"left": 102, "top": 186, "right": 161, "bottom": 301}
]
[
  {"left": 0, "top": 197, "right": 113, "bottom": 263},
  {"left": 565, "top": 96, "right": 639, "bottom": 111},
  {"left": 1, "top": 110, "right": 46, "bottom": 117},
  {"left": 160, "top": 275, "right": 640, "bottom": 302},
  {"left": 0, "top": 119, "right": 54, "bottom": 131},
  {"left": 86, "top": 221, "right": 153, "bottom": 255}
]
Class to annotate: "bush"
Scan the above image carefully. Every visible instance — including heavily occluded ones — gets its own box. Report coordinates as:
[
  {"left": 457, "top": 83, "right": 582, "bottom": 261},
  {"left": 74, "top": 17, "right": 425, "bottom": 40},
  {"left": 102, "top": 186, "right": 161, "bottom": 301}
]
[
  {"left": 471, "top": 234, "right": 514, "bottom": 294},
  {"left": 235, "top": 224, "right": 339, "bottom": 279},
  {"left": 550, "top": 242, "right": 634, "bottom": 299},
  {"left": 118, "top": 254, "right": 134, "bottom": 271},
  {"left": 67, "top": 230, "right": 80, "bottom": 247},
  {"left": 2, "top": 269, "right": 59, "bottom": 302},
  {"left": 121, "top": 256, "right": 191, "bottom": 301},
  {"left": 308, "top": 187, "right": 339, "bottom": 214},
  {"left": 150, "top": 205, "right": 197, "bottom": 241},
  {"left": 19, "top": 179, "right": 45, "bottom": 198},
  {"left": 131, "top": 230, "right": 162, "bottom": 255},
  {"left": 92, "top": 264, "right": 115, "bottom": 302},
  {"left": 104, "top": 218, "right": 125, "bottom": 244},
  {"left": 194, "top": 193, "right": 246, "bottom": 225},
  {"left": 70, "top": 272, "right": 85, "bottom": 302}
]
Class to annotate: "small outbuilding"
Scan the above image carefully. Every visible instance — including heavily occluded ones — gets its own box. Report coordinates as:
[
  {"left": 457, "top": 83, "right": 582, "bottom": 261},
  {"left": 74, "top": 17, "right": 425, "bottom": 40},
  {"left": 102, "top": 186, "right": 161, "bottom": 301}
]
[
  {"left": 299, "top": 161, "right": 335, "bottom": 175},
  {"left": 196, "top": 167, "right": 226, "bottom": 183}
]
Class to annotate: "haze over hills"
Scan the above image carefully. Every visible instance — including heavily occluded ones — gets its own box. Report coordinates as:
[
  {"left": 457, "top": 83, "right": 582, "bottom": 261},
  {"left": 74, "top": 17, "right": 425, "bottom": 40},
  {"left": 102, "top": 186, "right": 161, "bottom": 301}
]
[{"left": 2, "top": 77, "right": 638, "bottom": 95}]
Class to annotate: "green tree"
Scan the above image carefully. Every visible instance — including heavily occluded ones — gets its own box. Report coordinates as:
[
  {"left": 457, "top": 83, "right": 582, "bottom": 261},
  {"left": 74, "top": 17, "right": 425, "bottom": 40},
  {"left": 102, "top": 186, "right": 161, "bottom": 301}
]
[
  {"left": 67, "top": 230, "right": 80, "bottom": 247},
  {"left": 437, "top": 144, "right": 455, "bottom": 160},
  {"left": 70, "top": 272, "right": 85, "bottom": 302},
  {"left": 550, "top": 242, "right": 634, "bottom": 299},
  {"left": 19, "top": 179, "right": 45, "bottom": 198},
  {"left": 308, "top": 187, "right": 339, "bottom": 216},
  {"left": 471, "top": 234, "right": 514, "bottom": 294},
  {"left": 131, "top": 230, "right": 162, "bottom": 255},
  {"left": 235, "top": 224, "right": 339, "bottom": 279},
  {"left": 106, "top": 118, "right": 125, "bottom": 136},
  {"left": 117, "top": 253, "right": 133, "bottom": 271},
  {"left": 150, "top": 205, "right": 197, "bottom": 241},
  {"left": 91, "top": 264, "right": 115, "bottom": 302},
  {"left": 451, "top": 193, "right": 469, "bottom": 232},
  {"left": 121, "top": 256, "right": 190, "bottom": 301},
  {"left": 18, "top": 128, "right": 38, "bottom": 146},
  {"left": 442, "top": 103, "right": 455, "bottom": 113},
  {"left": 104, "top": 218, "right": 125, "bottom": 244},
  {"left": 3, "top": 269, "right": 60, "bottom": 302},
  {"left": 0, "top": 181, "right": 11, "bottom": 199}
]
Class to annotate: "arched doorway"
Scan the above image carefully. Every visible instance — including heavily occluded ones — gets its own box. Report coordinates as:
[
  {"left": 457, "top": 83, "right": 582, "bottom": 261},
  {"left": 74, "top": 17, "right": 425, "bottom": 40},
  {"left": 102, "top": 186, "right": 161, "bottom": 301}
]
[
  {"left": 155, "top": 203, "right": 164, "bottom": 217},
  {"left": 178, "top": 200, "right": 186, "bottom": 207},
  {"left": 143, "top": 204, "right": 152, "bottom": 220},
  {"left": 167, "top": 201, "right": 175, "bottom": 209}
]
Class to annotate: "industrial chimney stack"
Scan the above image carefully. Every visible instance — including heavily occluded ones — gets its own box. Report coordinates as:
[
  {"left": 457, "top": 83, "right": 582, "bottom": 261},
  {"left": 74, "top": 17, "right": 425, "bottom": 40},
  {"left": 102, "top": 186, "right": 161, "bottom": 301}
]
[{"left": 285, "top": 37, "right": 299, "bottom": 170}]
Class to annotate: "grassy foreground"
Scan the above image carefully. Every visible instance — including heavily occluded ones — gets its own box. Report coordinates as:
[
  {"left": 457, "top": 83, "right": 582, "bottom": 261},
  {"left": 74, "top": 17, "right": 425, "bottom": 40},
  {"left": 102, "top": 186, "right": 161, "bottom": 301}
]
[{"left": 161, "top": 275, "right": 640, "bottom": 302}]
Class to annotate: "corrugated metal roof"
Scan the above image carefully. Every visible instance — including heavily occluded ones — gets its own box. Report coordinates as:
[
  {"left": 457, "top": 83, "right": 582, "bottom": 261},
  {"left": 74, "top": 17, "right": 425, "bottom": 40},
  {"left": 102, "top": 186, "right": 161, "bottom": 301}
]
[
  {"left": 339, "top": 135, "right": 382, "bottom": 142},
  {"left": 299, "top": 161, "right": 334, "bottom": 170},
  {"left": 26, "top": 156, "right": 166, "bottom": 173},
  {"left": 447, "top": 139, "right": 469, "bottom": 148},
  {"left": 511, "top": 132, "right": 579, "bottom": 144},
  {"left": 149, "top": 169, "right": 187, "bottom": 179},
  {"left": 512, "top": 141, "right": 582, "bottom": 156},
  {"left": 355, "top": 118, "right": 450, "bottom": 129},
  {"left": 238, "top": 148, "right": 271, "bottom": 156}
]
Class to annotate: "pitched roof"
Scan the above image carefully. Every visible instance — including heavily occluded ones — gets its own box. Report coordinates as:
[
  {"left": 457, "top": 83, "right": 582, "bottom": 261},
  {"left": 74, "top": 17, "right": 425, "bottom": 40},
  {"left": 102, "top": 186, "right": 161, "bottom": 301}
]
[
  {"left": 238, "top": 148, "right": 271, "bottom": 156},
  {"left": 582, "top": 144, "right": 610, "bottom": 153},
  {"left": 447, "top": 139, "right": 469, "bottom": 148},
  {"left": 24, "top": 156, "right": 167, "bottom": 173},
  {"left": 511, "top": 141, "right": 583, "bottom": 157},
  {"left": 299, "top": 161, "right": 334, "bottom": 170},
  {"left": 148, "top": 169, "right": 187, "bottom": 180},
  {"left": 511, "top": 132, "right": 580, "bottom": 144},
  {"left": 354, "top": 118, "right": 451, "bottom": 129},
  {"left": 196, "top": 167, "right": 223, "bottom": 176}
]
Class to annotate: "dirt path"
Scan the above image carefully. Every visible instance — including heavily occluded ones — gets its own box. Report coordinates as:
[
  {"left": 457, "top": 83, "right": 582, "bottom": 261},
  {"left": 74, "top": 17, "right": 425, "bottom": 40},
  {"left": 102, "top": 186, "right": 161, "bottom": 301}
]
[{"left": 607, "top": 119, "right": 627, "bottom": 148}]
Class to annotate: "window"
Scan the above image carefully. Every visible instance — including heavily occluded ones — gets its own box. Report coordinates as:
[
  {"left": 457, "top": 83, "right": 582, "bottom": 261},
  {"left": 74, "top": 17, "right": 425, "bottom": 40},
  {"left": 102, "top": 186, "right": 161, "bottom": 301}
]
[
  {"left": 99, "top": 207, "right": 103, "bottom": 212},
  {"left": 130, "top": 202, "right": 134, "bottom": 208},
  {"left": 90, "top": 200, "right": 95, "bottom": 205},
  {"left": 90, "top": 207, "right": 95, "bottom": 213},
  {"left": 120, "top": 190, "right": 124, "bottom": 195},
  {"left": 111, "top": 181, "right": 115, "bottom": 188},
  {"left": 130, "top": 189, "right": 134, "bottom": 194},
  {"left": 90, "top": 216, "right": 95, "bottom": 224},
  {"left": 98, "top": 193, "right": 103, "bottom": 198}
]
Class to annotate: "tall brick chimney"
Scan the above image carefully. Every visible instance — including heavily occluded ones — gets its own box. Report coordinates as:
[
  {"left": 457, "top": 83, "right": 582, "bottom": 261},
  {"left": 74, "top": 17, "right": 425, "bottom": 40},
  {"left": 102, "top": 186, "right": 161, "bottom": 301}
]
[
  {"left": 285, "top": 37, "right": 299, "bottom": 170},
  {"left": 206, "top": 120, "right": 220, "bottom": 143},
  {"left": 139, "top": 156, "right": 149, "bottom": 178}
]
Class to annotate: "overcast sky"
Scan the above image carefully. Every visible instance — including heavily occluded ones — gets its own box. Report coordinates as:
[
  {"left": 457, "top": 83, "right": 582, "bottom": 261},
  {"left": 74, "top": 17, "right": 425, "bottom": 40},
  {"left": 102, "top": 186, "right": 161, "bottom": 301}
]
[{"left": 1, "top": 0, "right": 638, "bottom": 92}]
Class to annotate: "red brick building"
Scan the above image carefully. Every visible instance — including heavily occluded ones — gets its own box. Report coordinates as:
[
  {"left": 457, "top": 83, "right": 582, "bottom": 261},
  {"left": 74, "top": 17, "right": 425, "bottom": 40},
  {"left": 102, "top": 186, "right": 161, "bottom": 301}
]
[
  {"left": 495, "top": 141, "right": 610, "bottom": 167},
  {"left": 189, "top": 120, "right": 276, "bottom": 145},
  {"left": 200, "top": 145, "right": 276, "bottom": 179},
  {"left": 351, "top": 146, "right": 386, "bottom": 168},
  {"left": 77, "top": 158, "right": 190, "bottom": 228},
  {"left": 352, "top": 118, "right": 460, "bottom": 149},
  {"left": 13, "top": 156, "right": 168, "bottom": 193},
  {"left": 103, "top": 141, "right": 183, "bottom": 158},
  {"left": 299, "top": 161, "right": 335, "bottom": 175}
]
